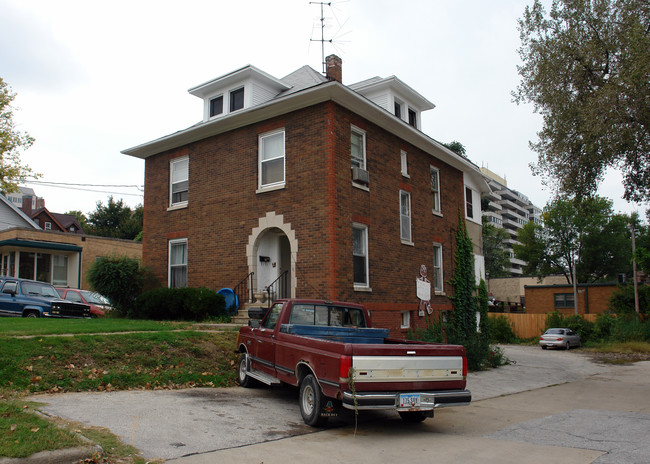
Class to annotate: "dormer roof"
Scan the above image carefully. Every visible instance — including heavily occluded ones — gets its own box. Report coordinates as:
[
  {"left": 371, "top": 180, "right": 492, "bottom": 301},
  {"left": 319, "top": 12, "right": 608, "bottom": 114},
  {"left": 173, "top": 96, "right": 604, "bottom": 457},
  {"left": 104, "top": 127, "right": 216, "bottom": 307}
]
[
  {"left": 349, "top": 75, "right": 435, "bottom": 111},
  {"left": 188, "top": 64, "right": 291, "bottom": 99}
]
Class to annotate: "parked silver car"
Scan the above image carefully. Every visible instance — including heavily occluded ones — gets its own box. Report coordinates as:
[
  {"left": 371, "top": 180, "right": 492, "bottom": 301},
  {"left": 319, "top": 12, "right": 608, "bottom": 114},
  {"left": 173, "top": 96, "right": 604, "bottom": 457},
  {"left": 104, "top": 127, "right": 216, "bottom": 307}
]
[{"left": 539, "top": 328, "right": 581, "bottom": 350}]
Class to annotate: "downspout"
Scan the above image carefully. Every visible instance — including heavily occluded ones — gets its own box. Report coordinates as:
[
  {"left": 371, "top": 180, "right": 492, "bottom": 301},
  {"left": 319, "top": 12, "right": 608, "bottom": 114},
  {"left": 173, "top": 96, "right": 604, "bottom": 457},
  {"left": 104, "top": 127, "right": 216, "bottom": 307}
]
[{"left": 584, "top": 285, "right": 589, "bottom": 314}]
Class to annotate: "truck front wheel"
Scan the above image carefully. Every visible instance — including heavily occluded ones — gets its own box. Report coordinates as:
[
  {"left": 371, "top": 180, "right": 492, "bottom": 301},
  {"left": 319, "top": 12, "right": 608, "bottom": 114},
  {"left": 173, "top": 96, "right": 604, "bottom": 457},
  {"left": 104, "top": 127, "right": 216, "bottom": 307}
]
[
  {"left": 299, "top": 374, "right": 327, "bottom": 427},
  {"left": 25, "top": 311, "right": 39, "bottom": 318},
  {"left": 237, "top": 354, "right": 254, "bottom": 388}
]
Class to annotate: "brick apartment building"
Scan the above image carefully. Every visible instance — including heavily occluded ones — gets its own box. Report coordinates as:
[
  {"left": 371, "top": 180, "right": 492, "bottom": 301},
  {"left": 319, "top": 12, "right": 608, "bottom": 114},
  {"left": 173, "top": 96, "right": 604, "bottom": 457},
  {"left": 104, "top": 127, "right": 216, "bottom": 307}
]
[{"left": 122, "top": 56, "right": 488, "bottom": 333}]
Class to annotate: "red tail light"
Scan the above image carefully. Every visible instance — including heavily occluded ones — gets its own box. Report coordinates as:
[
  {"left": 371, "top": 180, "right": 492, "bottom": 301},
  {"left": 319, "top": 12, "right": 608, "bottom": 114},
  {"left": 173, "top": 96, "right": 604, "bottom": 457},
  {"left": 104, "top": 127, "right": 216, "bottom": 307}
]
[
  {"left": 339, "top": 355, "right": 352, "bottom": 380},
  {"left": 462, "top": 355, "right": 467, "bottom": 377},
  {"left": 557, "top": 337, "right": 564, "bottom": 341}
]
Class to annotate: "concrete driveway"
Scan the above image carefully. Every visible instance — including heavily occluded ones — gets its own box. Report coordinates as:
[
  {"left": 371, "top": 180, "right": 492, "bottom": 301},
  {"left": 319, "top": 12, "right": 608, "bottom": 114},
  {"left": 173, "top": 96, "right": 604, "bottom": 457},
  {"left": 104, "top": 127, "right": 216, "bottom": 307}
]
[{"left": 33, "top": 346, "right": 650, "bottom": 463}]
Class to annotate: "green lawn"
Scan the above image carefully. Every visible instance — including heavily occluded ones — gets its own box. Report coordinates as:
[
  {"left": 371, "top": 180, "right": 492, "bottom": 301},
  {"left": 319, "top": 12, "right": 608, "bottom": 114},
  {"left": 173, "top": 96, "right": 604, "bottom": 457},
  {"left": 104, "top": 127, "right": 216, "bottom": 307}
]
[{"left": 0, "top": 318, "right": 240, "bottom": 461}]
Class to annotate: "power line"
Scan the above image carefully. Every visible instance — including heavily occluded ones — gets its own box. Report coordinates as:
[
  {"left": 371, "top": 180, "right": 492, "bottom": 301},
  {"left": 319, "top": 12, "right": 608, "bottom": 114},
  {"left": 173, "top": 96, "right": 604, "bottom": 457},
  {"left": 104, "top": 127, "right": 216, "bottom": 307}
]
[
  {"left": 27, "top": 180, "right": 144, "bottom": 190},
  {"left": 22, "top": 181, "right": 143, "bottom": 198}
]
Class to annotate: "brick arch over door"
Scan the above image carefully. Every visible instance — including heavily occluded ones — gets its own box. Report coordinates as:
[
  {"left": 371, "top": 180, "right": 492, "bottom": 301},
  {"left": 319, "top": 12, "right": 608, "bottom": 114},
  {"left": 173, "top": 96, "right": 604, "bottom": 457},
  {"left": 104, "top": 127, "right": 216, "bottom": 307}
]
[{"left": 246, "top": 211, "right": 297, "bottom": 298}]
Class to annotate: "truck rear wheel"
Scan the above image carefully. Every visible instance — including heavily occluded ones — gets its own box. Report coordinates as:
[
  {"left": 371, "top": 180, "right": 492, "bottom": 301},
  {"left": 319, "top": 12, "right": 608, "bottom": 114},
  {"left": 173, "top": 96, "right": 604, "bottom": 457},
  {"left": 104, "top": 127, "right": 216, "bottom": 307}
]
[
  {"left": 25, "top": 311, "right": 39, "bottom": 318},
  {"left": 398, "top": 411, "right": 428, "bottom": 423},
  {"left": 299, "top": 374, "right": 327, "bottom": 427},
  {"left": 237, "top": 353, "right": 255, "bottom": 388}
]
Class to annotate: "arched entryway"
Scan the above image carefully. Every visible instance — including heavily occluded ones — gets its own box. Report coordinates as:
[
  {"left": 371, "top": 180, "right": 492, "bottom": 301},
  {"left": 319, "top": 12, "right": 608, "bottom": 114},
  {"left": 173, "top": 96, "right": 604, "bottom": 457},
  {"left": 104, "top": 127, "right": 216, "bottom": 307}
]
[{"left": 246, "top": 212, "right": 297, "bottom": 299}]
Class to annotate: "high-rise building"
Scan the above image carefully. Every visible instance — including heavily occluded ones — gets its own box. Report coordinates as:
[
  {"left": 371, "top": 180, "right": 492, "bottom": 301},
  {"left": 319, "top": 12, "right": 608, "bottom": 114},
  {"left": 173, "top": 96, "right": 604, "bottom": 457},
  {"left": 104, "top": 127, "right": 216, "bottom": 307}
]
[{"left": 481, "top": 167, "right": 542, "bottom": 276}]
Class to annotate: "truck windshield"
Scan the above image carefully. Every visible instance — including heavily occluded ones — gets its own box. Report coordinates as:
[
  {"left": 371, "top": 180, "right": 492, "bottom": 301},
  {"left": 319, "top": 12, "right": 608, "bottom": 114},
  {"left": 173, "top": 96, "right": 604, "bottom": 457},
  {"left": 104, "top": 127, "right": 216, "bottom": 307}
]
[{"left": 21, "top": 282, "right": 60, "bottom": 298}]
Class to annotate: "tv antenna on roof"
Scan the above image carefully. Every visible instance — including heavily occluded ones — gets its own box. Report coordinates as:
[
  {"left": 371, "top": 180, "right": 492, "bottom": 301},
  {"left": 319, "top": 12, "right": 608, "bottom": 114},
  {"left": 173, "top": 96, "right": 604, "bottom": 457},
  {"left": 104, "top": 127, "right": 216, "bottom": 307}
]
[{"left": 309, "top": 1, "right": 349, "bottom": 74}]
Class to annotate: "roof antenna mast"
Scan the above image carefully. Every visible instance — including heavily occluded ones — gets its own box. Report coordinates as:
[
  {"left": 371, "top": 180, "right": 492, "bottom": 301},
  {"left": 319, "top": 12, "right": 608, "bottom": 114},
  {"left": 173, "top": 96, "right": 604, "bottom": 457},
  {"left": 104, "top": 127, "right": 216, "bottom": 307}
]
[{"left": 310, "top": 2, "right": 333, "bottom": 74}]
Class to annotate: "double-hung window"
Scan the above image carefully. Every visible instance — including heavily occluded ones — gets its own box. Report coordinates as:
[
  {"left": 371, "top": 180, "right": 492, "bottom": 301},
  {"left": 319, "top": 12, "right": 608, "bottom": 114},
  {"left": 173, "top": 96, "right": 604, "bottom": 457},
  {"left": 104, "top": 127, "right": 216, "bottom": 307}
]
[
  {"left": 465, "top": 187, "right": 475, "bottom": 220},
  {"left": 259, "top": 129, "right": 285, "bottom": 189},
  {"left": 170, "top": 158, "right": 189, "bottom": 207},
  {"left": 400, "top": 190, "right": 412, "bottom": 243},
  {"left": 209, "top": 95, "right": 223, "bottom": 117},
  {"left": 400, "top": 151, "right": 409, "bottom": 177},
  {"left": 433, "top": 243, "right": 443, "bottom": 293},
  {"left": 353, "top": 224, "right": 369, "bottom": 288},
  {"left": 230, "top": 87, "right": 244, "bottom": 112},
  {"left": 350, "top": 126, "right": 366, "bottom": 170},
  {"left": 431, "top": 166, "right": 441, "bottom": 213},
  {"left": 408, "top": 108, "right": 417, "bottom": 127},
  {"left": 554, "top": 293, "right": 575, "bottom": 309},
  {"left": 169, "top": 239, "right": 188, "bottom": 288}
]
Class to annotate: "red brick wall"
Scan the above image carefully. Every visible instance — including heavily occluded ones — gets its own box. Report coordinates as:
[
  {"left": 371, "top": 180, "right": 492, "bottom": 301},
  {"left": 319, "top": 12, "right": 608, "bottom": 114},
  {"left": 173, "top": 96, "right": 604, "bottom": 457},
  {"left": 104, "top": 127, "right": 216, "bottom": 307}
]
[
  {"left": 143, "top": 101, "right": 466, "bottom": 332},
  {"left": 525, "top": 284, "right": 617, "bottom": 315}
]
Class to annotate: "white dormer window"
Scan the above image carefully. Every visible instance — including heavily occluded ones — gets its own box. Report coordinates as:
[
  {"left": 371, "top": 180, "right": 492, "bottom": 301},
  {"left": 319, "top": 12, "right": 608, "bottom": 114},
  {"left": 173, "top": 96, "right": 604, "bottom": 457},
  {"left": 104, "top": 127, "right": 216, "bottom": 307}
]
[
  {"left": 394, "top": 100, "right": 402, "bottom": 119},
  {"left": 209, "top": 96, "right": 223, "bottom": 117},
  {"left": 44, "top": 222, "right": 52, "bottom": 230},
  {"left": 408, "top": 108, "right": 417, "bottom": 128},
  {"left": 230, "top": 88, "right": 244, "bottom": 112}
]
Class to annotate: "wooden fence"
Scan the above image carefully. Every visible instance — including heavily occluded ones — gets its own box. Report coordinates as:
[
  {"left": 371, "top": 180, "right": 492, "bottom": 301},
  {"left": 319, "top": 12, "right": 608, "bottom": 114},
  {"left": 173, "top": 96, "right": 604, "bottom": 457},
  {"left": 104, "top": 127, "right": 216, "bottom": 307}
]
[{"left": 488, "top": 313, "right": 599, "bottom": 339}]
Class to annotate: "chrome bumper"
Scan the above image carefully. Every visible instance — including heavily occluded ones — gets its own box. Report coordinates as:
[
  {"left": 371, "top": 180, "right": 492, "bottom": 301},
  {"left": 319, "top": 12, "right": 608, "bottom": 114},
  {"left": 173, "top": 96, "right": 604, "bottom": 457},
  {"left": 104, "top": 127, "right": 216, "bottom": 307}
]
[{"left": 341, "top": 389, "right": 471, "bottom": 411}]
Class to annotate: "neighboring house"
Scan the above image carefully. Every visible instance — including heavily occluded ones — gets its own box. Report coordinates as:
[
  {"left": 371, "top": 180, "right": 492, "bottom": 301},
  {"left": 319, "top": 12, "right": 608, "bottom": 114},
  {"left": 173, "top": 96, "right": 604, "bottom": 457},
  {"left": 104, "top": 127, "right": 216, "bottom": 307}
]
[
  {"left": 481, "top": 167, "right": 542, "bottom": 276},
  {"left": 524, "top": 283, "right": 619, "bottom": 315},
  {"left": 0, "top": 228, "right": 142, "bottom": 289},
  {"left": 31, "top": 208, "right": 84, "bottom": 234},
  {"left": 122, "top": 55, "right": 489, "bottom": 333},
  {"left": 6, "top": 186, "right": 45, "bottom": 216},
  {"left": 1, "top": 194, "right": 140, "bottom": 289}
]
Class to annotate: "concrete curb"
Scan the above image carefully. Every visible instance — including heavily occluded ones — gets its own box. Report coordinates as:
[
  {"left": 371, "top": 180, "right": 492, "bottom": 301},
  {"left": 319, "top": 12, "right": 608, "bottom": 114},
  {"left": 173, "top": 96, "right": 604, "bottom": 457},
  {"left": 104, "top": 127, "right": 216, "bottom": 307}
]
[{"left": 0, "top": 445, "right": 102, "bottom": 464}]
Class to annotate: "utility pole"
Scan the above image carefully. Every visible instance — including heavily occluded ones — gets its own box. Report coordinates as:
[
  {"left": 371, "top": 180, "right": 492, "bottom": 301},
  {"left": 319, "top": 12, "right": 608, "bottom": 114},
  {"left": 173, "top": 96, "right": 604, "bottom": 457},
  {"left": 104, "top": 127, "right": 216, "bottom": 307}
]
[{"left": 630, "top": 221, "right": 640, "bottom": 317}]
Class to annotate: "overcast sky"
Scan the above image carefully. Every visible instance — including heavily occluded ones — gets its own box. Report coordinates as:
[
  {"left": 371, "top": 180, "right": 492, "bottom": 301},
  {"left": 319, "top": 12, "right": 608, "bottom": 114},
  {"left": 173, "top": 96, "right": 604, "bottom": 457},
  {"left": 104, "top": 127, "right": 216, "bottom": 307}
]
[{"left": 1, "top": 0, "right": 646, "bottom": 217}]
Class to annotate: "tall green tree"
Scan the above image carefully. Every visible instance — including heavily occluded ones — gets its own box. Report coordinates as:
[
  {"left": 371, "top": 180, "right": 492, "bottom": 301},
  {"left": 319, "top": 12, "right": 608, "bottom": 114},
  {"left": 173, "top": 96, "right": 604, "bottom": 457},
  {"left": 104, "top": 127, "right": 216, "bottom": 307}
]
[
  {"left": 0, "top": 77, "right": 38, "bottom": 193},
  {"left": 482, "top": 223, "right": 511, "bottom": 278},
  {"left": 86, "top": 196, "right": 143, "bottom": 240},
  {"left": 515, "top": 196, "right": 632, "bottom": 283},
  {"left": 514, "top": 0, "right": 650, "bottom": 202},
  {"left": 443, "top": 141, "right": 467, "bottom": 157}
]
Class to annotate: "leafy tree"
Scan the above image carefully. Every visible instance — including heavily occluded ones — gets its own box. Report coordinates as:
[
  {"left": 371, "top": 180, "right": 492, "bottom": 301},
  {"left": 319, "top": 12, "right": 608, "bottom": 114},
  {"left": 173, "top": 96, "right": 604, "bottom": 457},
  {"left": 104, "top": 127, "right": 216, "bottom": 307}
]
[
  {"left": 514, "top": 196, "right": 632, "bottom": 283},
  {"left": 0, "top": 77, "right": 38, "bottom": 193},
  {"left": 514, "top": 0, "right": 650, "bottom": 202},
  {"left": 87, "top": 255, "right": 144, "bottom": 316},
  {"left": 482, "top": 223, "right": 511, "bottom": 278},
  {"left": 442, "top": 141, "right": 466, "bottom": 157},
  {"left": 86, "top": 196, "right": 143, "bottom": 240}
]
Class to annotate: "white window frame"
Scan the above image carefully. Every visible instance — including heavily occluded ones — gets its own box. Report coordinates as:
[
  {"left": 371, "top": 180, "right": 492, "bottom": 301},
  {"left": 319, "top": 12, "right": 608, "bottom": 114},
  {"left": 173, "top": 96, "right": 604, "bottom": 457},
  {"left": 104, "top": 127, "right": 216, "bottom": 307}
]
[
  {"left": 433, "top": 243, "right": 444, "bottom": 294},
  {"left": 170, "top": 157, "right": 189, "bottom": 208},
  {"left": 229, "top": 87, "right": 245, "bottom": 112},
  {"left": 168, "top": 238, "right": 188, "bottom": 288},
  {"left": 353, "top": 223, "right": 370, "bottom": 290},
  {"left": 400, "top": 310, "right": 410, "bottom": 329},
  {"left": 400, "top": 150, "right": 409, "bottom": 178},
  {"left": 465, "top": 186, "right": 477, "bottom": 222},
  {"left": 350, "top": 125, "right": 366, "bottom": 171},
  {"left": 430, "top": 166, "right": 441, "bottom": 214},
  {"left": 44, "top": 222, "right": 52, "bottom": 230},
  {"left": 258, "top": 129, "right": 286, "bottom": 190},
  {"left": 209, "top": 94, "right": 224, "bottom": 118},
  {"left": 400, "top": 190, "right": 412, "bottom": 244}
]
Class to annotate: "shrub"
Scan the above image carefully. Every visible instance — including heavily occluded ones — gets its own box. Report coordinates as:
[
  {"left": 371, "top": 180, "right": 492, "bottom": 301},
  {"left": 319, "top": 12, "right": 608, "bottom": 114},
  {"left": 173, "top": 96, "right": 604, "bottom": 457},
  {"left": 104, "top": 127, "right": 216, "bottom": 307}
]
[
  {"left": 487, "top": 315, "right": 516, "bottom": 343},
  {"left": 86, "top": 255, "right": 159, "bottom": 316},
  {"left": 134, "top": 287, "right": 226, "bottom": 321},
  {"left": 593, "top": 313, "right": 616, "bottom": 341},
  {"left": 563, "top": 314, "right": 594, "bottom": 341},
  {"left": 611, "top": 318, "right": 650, "bottom": 342},
  {"left": 608, "top": 284, "right": 650, "bottom": 315}
]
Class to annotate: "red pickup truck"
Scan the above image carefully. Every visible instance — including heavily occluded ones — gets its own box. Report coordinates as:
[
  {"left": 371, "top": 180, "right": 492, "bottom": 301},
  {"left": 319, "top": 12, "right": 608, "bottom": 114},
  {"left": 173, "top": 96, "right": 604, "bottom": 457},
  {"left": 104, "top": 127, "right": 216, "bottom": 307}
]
[{"left": 236, "top": 299, "right": 471, "bottom": 426}]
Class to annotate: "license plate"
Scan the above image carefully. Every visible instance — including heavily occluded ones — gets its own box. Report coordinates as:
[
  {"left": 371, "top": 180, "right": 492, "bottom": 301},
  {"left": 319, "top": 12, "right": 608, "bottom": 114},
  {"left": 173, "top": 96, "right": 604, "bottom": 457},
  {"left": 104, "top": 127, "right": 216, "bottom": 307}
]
[{"left": 399, "top": 393, "right": 421, "bottom": 408}]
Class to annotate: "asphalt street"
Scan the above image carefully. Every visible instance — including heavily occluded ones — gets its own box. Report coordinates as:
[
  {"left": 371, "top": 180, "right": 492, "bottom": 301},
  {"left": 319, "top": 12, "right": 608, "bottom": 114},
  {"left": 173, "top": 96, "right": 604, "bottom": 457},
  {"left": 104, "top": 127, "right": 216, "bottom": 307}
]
[{"left": 32, "top": 346, "right": 650, "bottom": 463}]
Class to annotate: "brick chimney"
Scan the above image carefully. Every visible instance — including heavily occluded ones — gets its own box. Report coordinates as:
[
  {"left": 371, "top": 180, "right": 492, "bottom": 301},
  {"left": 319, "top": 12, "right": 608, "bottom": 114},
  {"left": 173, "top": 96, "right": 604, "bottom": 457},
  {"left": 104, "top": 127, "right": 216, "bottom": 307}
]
[{"left": 325, "top": 55, "right": 342, "bottom": 83}]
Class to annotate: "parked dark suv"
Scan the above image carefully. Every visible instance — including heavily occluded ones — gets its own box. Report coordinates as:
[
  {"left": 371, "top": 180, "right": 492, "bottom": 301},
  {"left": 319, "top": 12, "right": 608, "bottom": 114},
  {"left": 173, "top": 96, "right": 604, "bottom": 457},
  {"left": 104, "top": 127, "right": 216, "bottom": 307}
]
[{"left": 0, "top": 277, "right": 90, "bottom": 318}]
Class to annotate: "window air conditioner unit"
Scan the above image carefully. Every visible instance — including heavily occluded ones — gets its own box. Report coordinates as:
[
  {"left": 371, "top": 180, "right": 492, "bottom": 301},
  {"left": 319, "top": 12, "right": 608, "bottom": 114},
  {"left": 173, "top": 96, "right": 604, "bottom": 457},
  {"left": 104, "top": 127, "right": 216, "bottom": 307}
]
[{"left": 352, "top": 167, "right": 369, "bottom": 184}]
